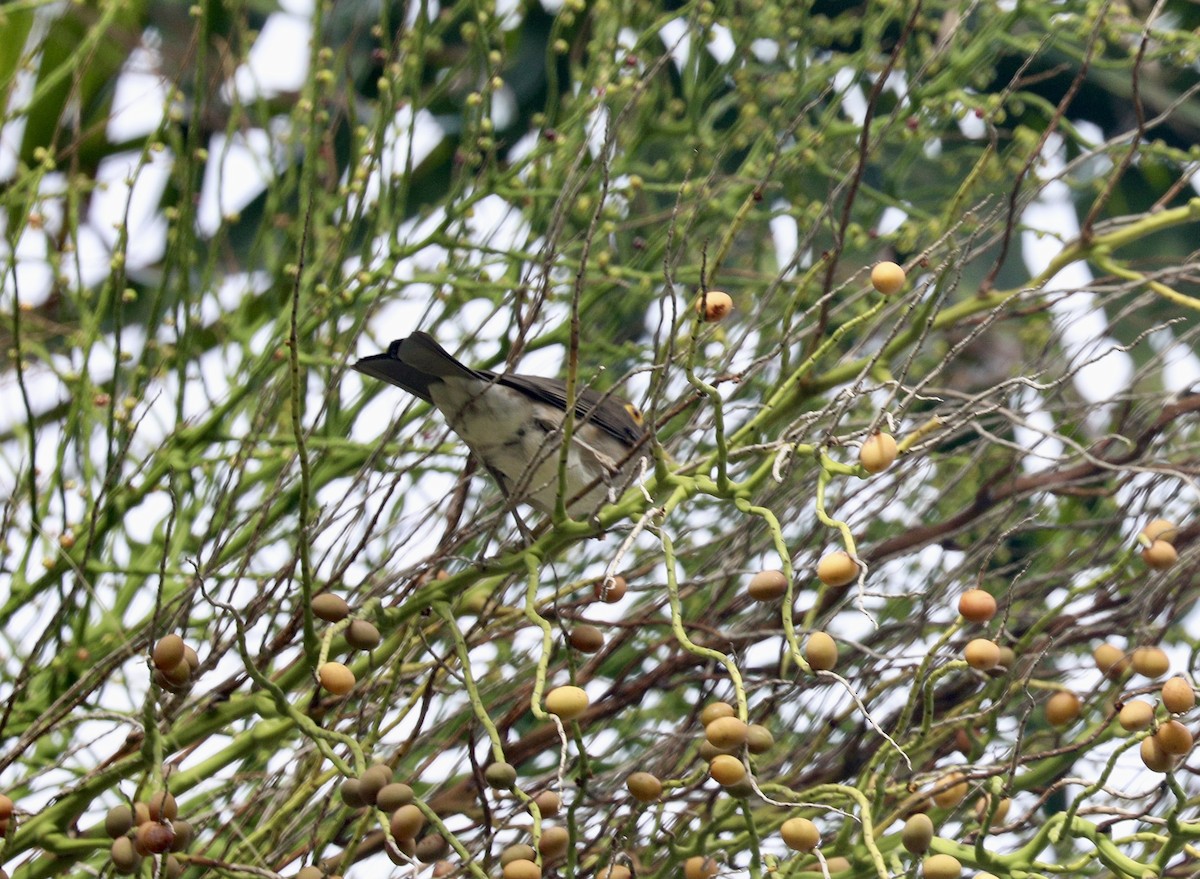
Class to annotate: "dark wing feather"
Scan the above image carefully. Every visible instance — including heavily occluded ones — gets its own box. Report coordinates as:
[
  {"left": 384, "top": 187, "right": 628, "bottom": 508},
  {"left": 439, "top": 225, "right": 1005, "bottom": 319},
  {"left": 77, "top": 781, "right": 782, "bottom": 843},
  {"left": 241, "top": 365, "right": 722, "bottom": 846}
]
[{"left": 498, "top": 374, "right": 644, "bottom": 445}]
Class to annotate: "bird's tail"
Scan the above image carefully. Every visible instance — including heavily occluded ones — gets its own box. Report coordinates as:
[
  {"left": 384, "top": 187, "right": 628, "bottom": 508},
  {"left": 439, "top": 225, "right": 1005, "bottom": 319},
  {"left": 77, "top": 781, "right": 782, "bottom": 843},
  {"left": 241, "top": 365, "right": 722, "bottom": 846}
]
[{"left": 354, "top": 332, "right": 487, "bottom": 402}]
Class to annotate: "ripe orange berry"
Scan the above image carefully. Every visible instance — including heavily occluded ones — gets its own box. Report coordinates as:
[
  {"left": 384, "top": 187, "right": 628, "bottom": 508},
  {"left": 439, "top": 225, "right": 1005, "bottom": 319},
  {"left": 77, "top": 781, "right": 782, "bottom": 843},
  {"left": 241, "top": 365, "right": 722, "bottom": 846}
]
[
  {"left": 957, "top": 589, "right": 997, "bottom": 623},
  {"left": 318, "top": 662, "right": 355, "bottom": 695},
  {"left": 708, "top": 755, "right": 746, "bottom": 786},
  {"left": 1046, "top": 690, "right": 1082, "bottom": 727},
  {"left": 1131, "top": 646, "right": 1170, "bottom": 678},
  {"left": 533, "top": 790, "right": 562, "bottom": 817},
  {"left": 747, "top": 569, "right": 788, "bottom": 601},
  {"left": 502, "top": 859, "right": 541, "bottom": 879},
  {"left": 1141, "top": 518, "right": 1179, "bottom": 544},
  {"left": 806, "top": 632, "right": 838, "bottom": 672},
  {"left": 780, "top": 816, "right": 819, "bottom": 852},
  {"left": 1156, "top": 719, "right": 1193, "bottom": 756},
  {"left": 684, "top": 856, "right": 719, "bottom": 879},
  {"left": 1142, "top": 540, "right": 1178, "bottom": 570},
  {"left": 1141, "top": 735, "right": 1175, "bottom": 772},
  {"left": 545, "top": 686, "right": 589, "bottom": 720},
  {"left": 1118, "top": 700, "right": 1154, "bottom": 731},
  {"left": 922, "top": 854, "right": 962, "bottom": 879},
  {"left": 859, "top": 432, "right": 898, "bottom": 473},
  {"left": 870, "top": 261, "right": 906, "bottom": 295},
  {"left": 816, "top": 551, "right": 859, "bottom": 587},
  {"left": 964, "top": 639, "right": 1000, "bottom": 671},
  {"left": 696, "top": 290, "right": 734, "bottom": 322},
  {"left": 1163, "top": 677, "right": 1196, "bottom": 714},
  {"left": 931, "top": 771, "right": 967, "bottom": 808},
  {"left": 1092, "top": 643, "right": 1128, "bottom": 679}
]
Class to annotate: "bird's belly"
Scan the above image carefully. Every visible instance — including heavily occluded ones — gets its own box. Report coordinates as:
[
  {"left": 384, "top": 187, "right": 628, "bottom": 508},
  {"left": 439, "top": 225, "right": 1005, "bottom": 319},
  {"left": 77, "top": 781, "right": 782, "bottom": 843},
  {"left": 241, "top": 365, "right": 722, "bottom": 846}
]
[{"left": 430, "top": 380, "right": 630, "bottom": 514}]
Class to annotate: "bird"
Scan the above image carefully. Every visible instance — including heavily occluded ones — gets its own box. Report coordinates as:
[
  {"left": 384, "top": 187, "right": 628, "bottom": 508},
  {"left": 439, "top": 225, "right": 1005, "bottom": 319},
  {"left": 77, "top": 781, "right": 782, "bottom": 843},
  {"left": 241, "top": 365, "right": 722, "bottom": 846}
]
[{"left": 354, "top": 332, "right": 647, "bottom": 516}]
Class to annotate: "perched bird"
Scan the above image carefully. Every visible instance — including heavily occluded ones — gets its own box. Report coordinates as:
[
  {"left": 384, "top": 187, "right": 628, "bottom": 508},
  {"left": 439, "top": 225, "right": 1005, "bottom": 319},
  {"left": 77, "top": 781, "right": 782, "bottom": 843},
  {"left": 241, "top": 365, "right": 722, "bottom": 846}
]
[{"left": 354, "top": 332, "right": 646, "bottom": 516}]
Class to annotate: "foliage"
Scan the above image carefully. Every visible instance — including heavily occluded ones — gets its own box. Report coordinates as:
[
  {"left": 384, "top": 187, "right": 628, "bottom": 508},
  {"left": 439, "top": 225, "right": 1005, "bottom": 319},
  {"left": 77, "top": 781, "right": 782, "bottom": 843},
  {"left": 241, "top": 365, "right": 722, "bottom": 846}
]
[{"left": 2, "top": 0, "right": 1200, "bottom": 878}]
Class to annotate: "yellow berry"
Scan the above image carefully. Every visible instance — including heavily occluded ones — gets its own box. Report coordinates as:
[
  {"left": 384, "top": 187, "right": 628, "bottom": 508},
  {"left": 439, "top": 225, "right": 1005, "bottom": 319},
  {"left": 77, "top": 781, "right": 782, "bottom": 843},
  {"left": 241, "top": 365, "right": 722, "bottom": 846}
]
[
  {"left": 859, "top": 432, "right": 898, "bottom": 473},
  {"left": 1142, "top": 540, "right": 1178, "bottom": 570},
  {"left": 870, "top": 261, "right": 906, "bottom": 295},
  {"left": 747, "top": 569, "right": 788, "bottom": 601},
  {"left": 1045, "top": 690, "right": 1082, "bottom": 727},
  {"left": 705, "top": 716, "right": 749, "bottom": 749},
  {"left": 963, "top": 639, "right": 1000, "bottom": 671},
  {"left": 1163, "top": 676, "right": 1196, "bottom": 713},
  {"left": 318, "top": 662, "right": 355, "bottom": 695},
  {"left": 545, "top": 686, "right": 589, "bottom": 720},
  {"left": 696, "top": 290, "right": 734, "bottom": 321},
  {"left": 957, "top": 589, "right": 996, "bottom": 623},
  {"left": 708, "top": 754, "right": 746, "bottom": 786},
  {"left": 1118, "top": 700, "right": 1154, "bottom": 732},
  {"left": 816, "top": 551, "right": 859, "bottom": 587},
  {"left": 780, "top": 816, "right": 819, "bottom": 852}
]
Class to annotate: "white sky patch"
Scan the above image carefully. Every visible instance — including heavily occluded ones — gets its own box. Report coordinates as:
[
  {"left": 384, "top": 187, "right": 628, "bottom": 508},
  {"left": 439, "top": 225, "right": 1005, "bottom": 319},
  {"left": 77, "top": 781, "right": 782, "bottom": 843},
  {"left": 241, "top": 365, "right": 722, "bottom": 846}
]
[
  {"left": 226, "top": 11, "right": 312, "bottom": 101},
  {"left": 1148, "top": 328, "right": 1200, "bottom": 392},
  {"left": 1022, "top": 135, "right": 1132, "bottom": 411},
  {"left": 770, "top": 209, "right": 799, "bottom": 277},
  {"left": 107, "top": 43, "right": 168, "bottom": 142},
  {"left": 464, "top": 193, "right": 531, "bottom": 268},
  {"left": 89, "top": 150, "right": 171, "bottom": 268},
  {"left": 957, "top": 97, "right": 987, "bottom": 139},
  {"left": 707, "top": 23, "right": 736, "bottom": 64},
  {"left": 197, "top": 129, "right": 279, "bottom": 236},
  {"left": 834, "top": 67, "right": 867, "bottom": 125},
  {"left": 1010, "top": 383, "right": 1064, "bottom": 474},
  {"left": 876, "top": 205, "right": 907, "bottom": 236},
  {"left": 346, "top": 107, "right": 445, "bottom": 218},
  {"left": 660, "top": 18, "right": 692, "bottom": 72},
  {"left": 495, "top": 0, "right": 521, "bottom": 29},
  {"left": 583, "top": 103, "right": 609, "bottom": 160},
  {"left": 752, "top": 38, "right": 779, "bottom": 63}
]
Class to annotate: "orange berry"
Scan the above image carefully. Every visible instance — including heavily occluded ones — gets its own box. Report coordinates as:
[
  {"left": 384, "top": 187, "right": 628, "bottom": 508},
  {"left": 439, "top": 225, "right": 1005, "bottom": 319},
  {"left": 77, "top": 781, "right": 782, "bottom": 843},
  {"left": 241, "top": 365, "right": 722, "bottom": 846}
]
[
  {"left": 964, "top": 639, "right": 1000, "bottom": 671},
  {"left": 1118, "top": 700, "right": 1154, "bottom": 731},
  {"left": 1092, "top": 643, "right": 1128, "bottom": 679},
  {"left": 859, "top": 432, "right": 898, "bottom": 473},
  {"left": 780, "top": 816, "right": 819, "bottom": 852},
  {"left": 957, "top": 589, "right": 997, "bottom": 623},
  {"left": 747, "top": 569, "right": 788, "bottom": 601},
  {"left": 1141, "top": 518, "right": 1179, "bottom": 544},
  {"left": 1163, "top": 676, "right": 1196, "bottom": 713},
  {"left": 806, "top": 631, "right": 838, "bottom": 672},
  {"left": 318, "top": 662, "right": 355, "bottom": 695},
  {"left": 816, "top": 551, "right": 859, "bottom": 587},
  {"left": 931, "top": 771, "right": 967, "bottom": 808},
  {"left": 1141, "top": 735, "right": 1175, "bottom": 772},
  {"left": 1142, "top": 540, "right": 1177, "bottom": 570},
  {"left": 1046, "top": 690, "right": 1082, "bottom": 727},
  {"left": 870, "top": 261, "right": 906, "bottom": 295},
  {"left": 708, "top": 755, "right": 746, "bottom": 786},
  {"left": 1131, "top": 646, "right": 1170, "bottom": 678},
  {"left": 1156, "top": 719, "right": 1193, "bottom": 756},
  {"left": 696, "top": 290, "right": 734, "bottom": 322}
]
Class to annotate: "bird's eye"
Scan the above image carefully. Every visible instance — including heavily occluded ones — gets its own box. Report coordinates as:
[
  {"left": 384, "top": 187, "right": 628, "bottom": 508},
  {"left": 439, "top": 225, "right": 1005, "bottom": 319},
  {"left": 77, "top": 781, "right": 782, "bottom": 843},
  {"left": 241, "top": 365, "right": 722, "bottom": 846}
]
[{"left": 625, "top": 403, "right": 643, "bottom": 424}]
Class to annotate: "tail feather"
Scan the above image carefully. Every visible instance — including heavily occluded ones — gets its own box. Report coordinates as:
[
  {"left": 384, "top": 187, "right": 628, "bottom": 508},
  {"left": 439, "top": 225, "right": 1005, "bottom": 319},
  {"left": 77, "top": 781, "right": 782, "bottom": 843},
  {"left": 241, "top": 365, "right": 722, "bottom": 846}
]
[{"left": 353, "top": 332, "right": 490, "bottom": 402}]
